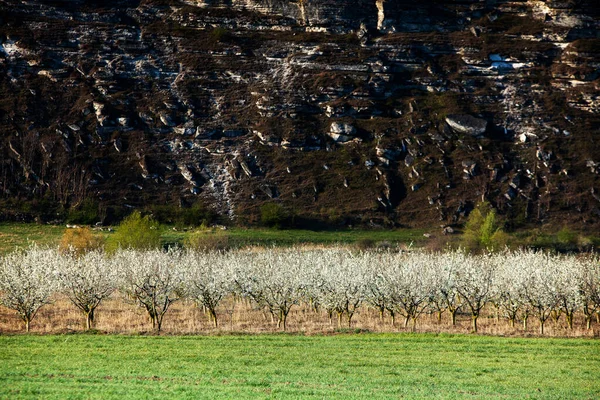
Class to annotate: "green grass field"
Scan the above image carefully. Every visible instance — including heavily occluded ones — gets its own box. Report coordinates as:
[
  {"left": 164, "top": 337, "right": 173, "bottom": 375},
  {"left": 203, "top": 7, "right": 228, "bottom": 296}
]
[
  {"left": 0, "top": 224, "right": 67, "bottom": 253},
  {"left": 0, "top": 223, "right": 426, "bottom": 253},
  {"left": 2, "top": 222, "right": 598, "bottom": 254},
  {"left": 1, "top": 333, "right": 598, "bottom": 399},
  {"left": 164, "top": 227, "right": 427, "bottom": 248}
]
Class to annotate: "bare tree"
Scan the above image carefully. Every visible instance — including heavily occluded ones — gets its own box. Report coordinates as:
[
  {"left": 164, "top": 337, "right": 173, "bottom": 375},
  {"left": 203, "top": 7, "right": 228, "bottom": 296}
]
[{"left": 52, "top": 163, "right": 90, "bottom": 208}]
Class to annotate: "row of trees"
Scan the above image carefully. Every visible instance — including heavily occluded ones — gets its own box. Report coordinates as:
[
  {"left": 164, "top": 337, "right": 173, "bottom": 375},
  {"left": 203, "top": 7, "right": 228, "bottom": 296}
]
[{"left": 0, "top": 248, "right": 599, "bottom": 334}]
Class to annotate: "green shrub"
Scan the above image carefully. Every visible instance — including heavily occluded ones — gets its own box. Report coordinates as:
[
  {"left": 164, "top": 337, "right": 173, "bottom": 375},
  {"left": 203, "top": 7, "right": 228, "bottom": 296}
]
[
  {"left": 260, "top": 203, "right": 290, "bottom": 229},
  {"left": 462, "top": 202, "right": 508, "bottom": 252},
  {"left": 557, "top": 227, "right": 577, "bottom": 246},
  {"left": 66, "top": 199, "right": 100, "bottom": 225},
  {"left": 525, "top": 228, "right": 583, "bottom": 253},
  {"left": 210, "top": 27, "right": 231, "bottom": 43},
  {"left": 106, "top": 211, "right": 161, "bottom": 251},
  {"left": 146, "top": 203, "right": 216, "bottom": 227}
]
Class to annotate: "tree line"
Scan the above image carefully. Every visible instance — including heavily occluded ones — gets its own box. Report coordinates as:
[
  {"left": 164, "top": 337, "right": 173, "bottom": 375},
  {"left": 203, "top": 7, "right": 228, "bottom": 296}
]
[{"left": 0, "top": 248, "right": 598, "bottom": 334}]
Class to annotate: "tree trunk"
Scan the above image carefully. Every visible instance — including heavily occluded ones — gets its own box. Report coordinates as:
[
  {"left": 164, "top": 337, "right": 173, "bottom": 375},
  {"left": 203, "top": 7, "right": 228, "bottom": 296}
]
[
  {"left": 147, "top": 307, "right": 158, "bottom": 332},
  {"left": 450, "top": 309, "right": 457, "bottom": 326},
  {"left": 261, "top": 310, "right": 269, "bottom": 322},
  {"left": 379, "top": 307, "right": 385, "bottom": 322},
  {"left": 566, "top": 312, "right": 574, "bottom": 330},
  {"left": 210, "top": 309, "right": 218, "bottom": 328},
  {"left": 509, "top": 317, "right": 515, "bottom": 328},
  {"left": 337, "top": 311, "right": 343, "bottom": 328},
  {"left": 523, "top": 315, "right": 528, "bottom": 331},
  {"left": 347, "top": 313, "right": 353, "bottom": 328},
  {"left": 411, "top": 317, "right": 417, "bottom": 332},
  {"left": 583, "top": 305, "right": 593, "bottom": 330},
  {"left": 310, "top": 299, "right": 319, "bottom": 313},
  {"left": 156, "top": 311, "right": 165, "bottom": 334},
  {"left": 390, "top": 311, "right": 396, "bottom": 327},
  {"left": 24, "top": 318, "right": 31, "bottom": 333},
  {"left": 282, "top": 313, "right": 287, "bottom": 331},
  {"left": 86, "top": 309, "right": 94, "bottom": 331},
  {"left": 437, "top": 310, "right": 443, "bottom": 323},
  {"left": 471, "top": 315, "right": 478, "bottom": 333},
  {"left": 539, "top": 319, "right": 545, "bottom": 335},
  {"left": 404, "top": 315, "right": 410, "bottom": 328}
]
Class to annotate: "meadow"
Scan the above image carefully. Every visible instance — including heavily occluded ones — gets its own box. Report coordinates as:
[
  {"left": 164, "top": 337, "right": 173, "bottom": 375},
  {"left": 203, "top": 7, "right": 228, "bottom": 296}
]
[
  {"left": 0, "top": 222, "right": 599, "bottom": 399},
  {"left": 1, "top": 333, "right": 599, "bottom": 399},
  {"left": 0, "top": 223, "right": 426, "bottom": 253}
]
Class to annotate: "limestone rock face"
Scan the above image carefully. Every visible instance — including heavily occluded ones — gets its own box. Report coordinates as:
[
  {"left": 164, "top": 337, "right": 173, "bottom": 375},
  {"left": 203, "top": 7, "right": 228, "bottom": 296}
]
[
  {"left": 0, "top": 0, "right": 599, "bottom": 228},
  {"left": 194, "top": 0, "right": 380, "bottom": 30},
  {"left": 328, "top": 122, "right": 357, "bottom": 142},
  {"left": 445, "top": 115, "right": 488, "bottom": 137}
]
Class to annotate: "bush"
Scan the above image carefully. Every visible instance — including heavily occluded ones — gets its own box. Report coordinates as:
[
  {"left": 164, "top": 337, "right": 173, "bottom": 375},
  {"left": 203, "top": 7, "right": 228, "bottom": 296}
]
[
  {"left": 184, "top": 230, "right": 233, "bottom": 252},
  {"left": 106, "top": 211, "right": 161, "bottom": 251},
  {"left": 66, "top": 199, "right": 100, "bottom": 225},
  {"left": 523, "top": 228, "right": 584, "bottom": 253},
  {"left": 146, "top": 203, "right": 216, "bottom": 228},
  {"left": 260, "top": 203, "right": 290, "bottom": 229},
  {"left": 210, "top": 27, "right": 231, "bottom": 43},
  {"left": 557, "top": 227, "right": 577, "bottom": 246},
  {"left": 59, "top": 227, "right": 104, "bottom": 255},
  {"left": 462, "top": 202, "right": 508, "bottom": 252},
  {"left": 355, "top": 238, "right": 376, "bottom": 251}
]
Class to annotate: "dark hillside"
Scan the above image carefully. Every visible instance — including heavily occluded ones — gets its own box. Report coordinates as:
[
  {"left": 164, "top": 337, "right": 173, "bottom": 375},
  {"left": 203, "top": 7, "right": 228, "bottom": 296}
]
[{"left": 0, "top": 0, "right": 599, "bottom": 229}]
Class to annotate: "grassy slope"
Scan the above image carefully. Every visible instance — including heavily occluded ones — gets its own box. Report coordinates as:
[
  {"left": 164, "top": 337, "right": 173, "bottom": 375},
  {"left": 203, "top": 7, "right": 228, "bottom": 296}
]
[
  {"left": 1, "top": 334, "right": 598, "bottom": 399},
  {"left": 0, "top": 224, "right": 66, "bottom": 253},
  {"left": 0, "top": 223, "right": 426, "bottom": 253},
  {"left": 0, "top": 222, "right": 597, "bottom": 254},
  {"left": 163, "top": 227, "right": 427, "bottom": 247}
]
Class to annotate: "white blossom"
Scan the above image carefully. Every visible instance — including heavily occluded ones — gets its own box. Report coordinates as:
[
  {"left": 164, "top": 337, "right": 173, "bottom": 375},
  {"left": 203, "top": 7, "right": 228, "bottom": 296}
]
[
  {"left": 57, "top": 250, "right": 117, "bottom": 330},
  {"left": 116, "top": 249, "right": 185, "bottom": 333},
  {"left": 0, "top": 248, "right": 60, "bottom": 332}
]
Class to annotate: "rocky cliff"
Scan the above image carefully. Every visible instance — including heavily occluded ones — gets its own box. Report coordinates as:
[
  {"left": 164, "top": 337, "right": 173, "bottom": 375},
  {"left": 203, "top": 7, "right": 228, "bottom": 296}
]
[{"left": 1, "top": 0, "right": 599, "bottom": 228}]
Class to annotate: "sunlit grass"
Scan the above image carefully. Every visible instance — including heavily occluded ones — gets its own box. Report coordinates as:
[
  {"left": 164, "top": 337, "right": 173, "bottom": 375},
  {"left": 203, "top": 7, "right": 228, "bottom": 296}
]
[
  {"left": 0, "top": 224, "right": 65, "bottom": 253},
  {"left": 0, "top": 333, "right": 598, "bottom": 399},
  {"left": 0, "top": 223, "right": 426, "bottom": 253}
]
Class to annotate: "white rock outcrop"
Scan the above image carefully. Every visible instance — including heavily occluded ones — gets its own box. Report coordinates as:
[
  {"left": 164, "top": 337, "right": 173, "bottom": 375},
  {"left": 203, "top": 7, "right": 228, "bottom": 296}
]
[{"left": 445, "top": 115, "right": 488, "bottom": 136}]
